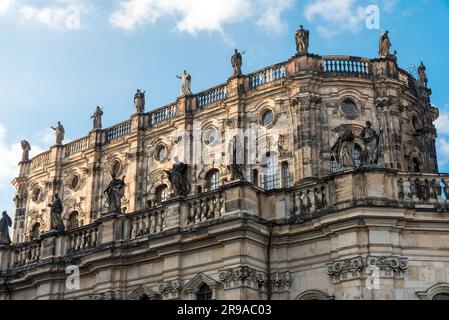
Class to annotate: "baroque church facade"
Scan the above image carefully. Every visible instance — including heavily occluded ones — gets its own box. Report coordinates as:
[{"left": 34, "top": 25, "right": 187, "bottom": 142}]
[{"left": 1, "top": 27, "right": 449, "bottom": 300}]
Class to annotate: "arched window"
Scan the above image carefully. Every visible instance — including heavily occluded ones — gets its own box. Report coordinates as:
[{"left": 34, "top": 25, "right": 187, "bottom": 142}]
[
  {"left": 413, "top": 158, "right": 421, "bottom": 173},
  {"left": 156, "top": 185, "right": 169, "bottom": 204},
  {"left": 282, "top": 162, "right": 290, "bottom": 188},
  {"left": 207, "top": 169, "right": 221, "bottom": 191},
  {"left": 30, "top": 223, "right": 40, "bottom": 239},
  {"left": 352, "top": 144, "right": 363, "bottom": 168},
  {"left": 252, "top": 169, "right": 259, "bottom": 186},
  {"left": 330, "top": 155, "right": 339, "bottom": 173},
  {"left": 67, "top": 211, "right": 79, "bottom": 230},
  {"left": 412, "top": 115, "right": 420, "bottom": 131},
  {"left": 432, "top": 293, "right": 449, "bottom": 300},
  {"left": 197, "top": 284, "right": 213, "bottom": 300},
  {"left": 263, "top": 153, "right": 280, "bottom": 190}
]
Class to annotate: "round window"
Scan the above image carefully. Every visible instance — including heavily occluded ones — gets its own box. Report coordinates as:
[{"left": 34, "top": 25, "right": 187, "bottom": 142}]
[
  {"left": 156, "top": 145, "right": 167, "bottom": 161},
  {"left": 340, "top": 100, "right": 359, "bottom": 119},
  {"left": 203, "top": 127, "right": 219, "bottom": 146},
  {"left": 261, "top": 110, "right": 274, "bottom": 127},
  {"left": 70, "top": 175, "right": 80, "bottom": 190}
]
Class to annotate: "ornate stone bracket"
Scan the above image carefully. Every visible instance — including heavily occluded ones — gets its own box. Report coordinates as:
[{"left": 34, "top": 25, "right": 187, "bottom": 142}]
[
  {"left": 90, "top": 290, "right": 123, "bottom": 300},
  {"left": 271, "top": 271, "right": 293, "bottom": 292},
  {"left": 327, "top": 256, "right": 408, "bottom": 284},
  {"left": 159, "top": 279, "right": 183, "bottom": 299},
  {"left": 219, "top": 266, "right": 268, "bottom": 291}
]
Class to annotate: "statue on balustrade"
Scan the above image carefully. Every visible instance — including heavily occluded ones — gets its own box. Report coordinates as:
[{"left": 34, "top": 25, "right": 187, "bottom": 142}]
[
  {"left": 48, "top": 194, "right": 65, "bottom": 232},
  {"left": 228, "top": 135, "right": 245, "bottom": 180},
  {"left": 231, "top": 49, "right": 243, "bottom": 77},
  {"left": 379, "top": 31, "right": 391, "bottom": 59},
  {"left": 295, "top": 25, "right": 309, "bottom": 55},
  {"left": 418, "top": 62, "right": 428, "bottom": 88},
  {"left": 359, "top": 121, "right": 380, "bottom": 166},
  {"left": 332, "top": 131, "right": 356, "bottom": 169},
  {"left": 91, "top": 106, "right": 103, "bottom": 130},
  {"left": 134, "top": 90, "right": 145, "bottom": 113},
  {"left": 21, "top": 140, "right": 31, "bottom": 162},
  {"left": 0, "top": 211, "right": 12, "bottom": 245},
  {"left": 177, "top": 70, "right": 192, "bottom": 96},
  {"left": 165, "top": 160, "right": 190, "bottom": 197},
  {"left": 51, "top": 121, "right": 65, "bottom": 145},
  {"left": 104, "top": 174, "right": 126, "bottom": 214}
]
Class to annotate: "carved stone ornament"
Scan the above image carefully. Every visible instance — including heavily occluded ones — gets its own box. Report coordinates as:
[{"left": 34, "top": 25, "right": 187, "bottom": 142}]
[
  {"left": 327, "top": 256, "right": 408, "bottom": 283},
  {"left": 219, "top": 266, "right": 268, "bottom": 290},
  {"left": 90, "top": 291, "right": 123, "bottom": 300}
]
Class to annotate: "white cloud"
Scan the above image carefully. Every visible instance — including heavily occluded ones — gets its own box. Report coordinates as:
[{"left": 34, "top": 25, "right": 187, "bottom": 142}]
[
  {"left": 437, "top": 138, "right": 449, "bottom": 167},
  {"left": 304, "top": 0, "right": 366, "bottom": 37},
  {"left": 435, "top": 105, "right": 449, "bottom": 136},
  {"left": 0, "top": 0, "right": 15, "bottom": 16},
  {"left": 19, "top": 0, "right": 91, "bottom": 30},
  {"left": 109, "top": 0, "right": 293, "bottom": 34},
  {"left": 0, "top": 124, "right": 21, "bottom": 190}
]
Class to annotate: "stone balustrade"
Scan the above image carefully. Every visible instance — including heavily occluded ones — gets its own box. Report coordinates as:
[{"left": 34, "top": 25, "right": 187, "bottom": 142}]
[
  {"left": 396, "top": 174, "right": 449, "bottom": 211},
  {"left": 148, "top": 103, "right": 178, "bottom": 127},
  {"left": 4, "top": 169, "right": 449, "bottom": 274},
  {"left": 196, "top": 83, "right": 228, "bottom": 108},
  {"left": 129, "top": 209, "right": 166, "bottom": 239},
  {"left": 65, "top": 136, "right": 90, "bottom": 157},
  {"left": 105, "top": 120, "right": 131, "bottom": 142},
  {"left": 186, "top": 191, "right": 225, "bottom": 226},
  {"left": 249, "top": 63, "right": 287, "bottom": 90},
  {"left": 66, "top": 224, "right": 100, "bottom": 254},
  {"left": 12, "top": 241, "right": 41, "bottom": 267},
  {"left": 291, "top": 183, "right": 328, "bottom": 221},
  {"left": 321, "top": 56, "right": 371, "bottom": 77},
  {"left": 30, "top": 151, "right": 51, "bottom": 171}
]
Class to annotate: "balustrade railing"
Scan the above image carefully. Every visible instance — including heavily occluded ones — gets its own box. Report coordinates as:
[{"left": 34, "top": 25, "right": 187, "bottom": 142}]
[
  {"left": 65, "top": 136, "right": 90, "bottom": 157},
  {"left": 396, "top": 175, "right": 449, "bottom": 211},
  {"left": 187, "top": 192, "right": 225, "bottom": 226},
  {"left": 129, "top": 209, "right": 166, "bottom": 239},
  {"left": 291, "top": 184, "right": 329, "bottom": 221},
  {"left": 249, "top": 63, "right": 287, "bottom": 90},
  {"left": 106, "top": 121, "right": 131, "bottom": 142},
  {"left": 321, "top": 56, "right": 371, "bottom": 77},
  {"left": 66, "top": 224, "right": 100, "bottom": 254},
  {"left": 149, "top": 103, "right": 178, "bottom": 127},
  {"left": 12, "top": 241, "right": 41, "bottom": 267},
  {"left": 196, "top": 84, "right": 228, "bottom": 108},
  {"left": 30, "top": 151, "right": 51, "bottom": 171}
]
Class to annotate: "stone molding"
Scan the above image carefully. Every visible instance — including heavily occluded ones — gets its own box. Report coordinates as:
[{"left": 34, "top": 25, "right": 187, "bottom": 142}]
[
  {"left": 90, "top": 290, "right": 123, "bottom": 300},
  {"left": 327, "top": 256, "right": 408, "bottom": 283}
]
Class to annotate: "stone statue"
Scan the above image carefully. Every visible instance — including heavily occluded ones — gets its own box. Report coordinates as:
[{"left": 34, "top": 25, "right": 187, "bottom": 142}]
[
  {"left": 418, "top": 62, "right": 428, "bottom": 87},
  {"left": 177, "top": 70, "right": 191, "bottom": 96},
  {"left": 228, "top": 135, "right": 245, "bottom": 180},
  {"left": 0, "top": 211, "right": 12, "bottom": 245},
  {"left": 379, "top": 31, "right": 391, "bottom": 59},
  {"left": 51, "top": 121, "right": 65, "bottom": 145},
  {"left": 360, "top": 121, "right": 379, "bottom": 166},
  {"left": 231, "top": 49, "right": 243, "bottom": 77},
  {"left": 91, "top": 106, "right": 103, "bottom": 130},
  {"left": 104, "top": 174, "right": 126, "bottom": 214},
  {"left": 295, "top": 25, "right": 309, "bottom": 55},
  {"left": 48, "top": 194, "right": 65, "bottom": 232},
  {"left": 21, "top": 140, "right": 31, "bottom": 162},
  {"left": 134, "top": 90, "right": 145, "bottom": 113},
  {"left": 332, "top": 131, "right": 356, "bottom": 169},
  {"left": 165, "top": 161, "right": 190, "bottom": 197}
]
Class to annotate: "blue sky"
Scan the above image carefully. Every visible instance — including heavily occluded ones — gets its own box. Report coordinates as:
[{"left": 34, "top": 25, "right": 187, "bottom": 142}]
[{"left": 0, "top": 0, "right": 448, "bottom": 223}]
